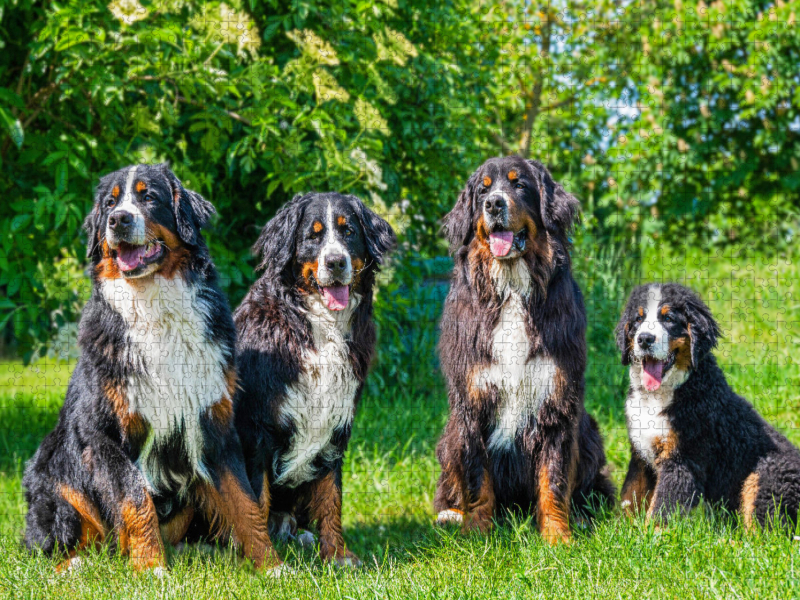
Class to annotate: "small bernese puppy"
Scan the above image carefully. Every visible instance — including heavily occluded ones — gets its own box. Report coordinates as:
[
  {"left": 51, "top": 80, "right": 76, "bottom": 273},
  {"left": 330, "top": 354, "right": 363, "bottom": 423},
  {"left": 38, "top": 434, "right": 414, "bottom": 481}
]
[
  {"left": 23, "top": 164, "right": 281, "bottom": 572},
  {"left": 234, "top": 192, "right": 396, "bottom": 567},
  {"left": 617, "top": 283, "right": 800, "bottom": 527},
  {"left": 434, "top": 156, "right": 614, "bottom": 543}
]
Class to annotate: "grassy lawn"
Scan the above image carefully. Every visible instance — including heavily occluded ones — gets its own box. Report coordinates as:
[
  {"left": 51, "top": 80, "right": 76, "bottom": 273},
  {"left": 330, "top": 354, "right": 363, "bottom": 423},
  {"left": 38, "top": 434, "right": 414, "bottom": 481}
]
[{"left": 0, "top": 243, "right": 798, "bottom": 599}]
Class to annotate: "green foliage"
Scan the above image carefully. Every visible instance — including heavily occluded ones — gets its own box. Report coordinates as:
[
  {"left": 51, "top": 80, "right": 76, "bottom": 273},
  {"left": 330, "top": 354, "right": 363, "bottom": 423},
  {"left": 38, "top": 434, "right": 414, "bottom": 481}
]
[
  {"left": 1, "top": 0, "right": 797, "bottom": 358},
  {"left": 0, "top": 0, "right": 482, "bottom": 358}
]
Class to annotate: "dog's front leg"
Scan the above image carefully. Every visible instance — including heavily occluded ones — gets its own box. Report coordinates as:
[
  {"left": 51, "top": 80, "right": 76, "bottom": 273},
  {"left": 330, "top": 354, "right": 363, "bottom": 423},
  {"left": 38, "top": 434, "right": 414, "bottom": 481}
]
[
  {"left": 196, "top": 460, "right": 282, "bottom": 570},
  {"left": 535, "top": 418, "right": 579, "bottom": 545},
  {"left": 84, "top": 435, "right": 165, "bottom": 571},
  {"left": 647, "top": 458, "right": 702, "bottom": 525},
  {"left": 308, "top": 470, "right": 361, "bottom": 567}
]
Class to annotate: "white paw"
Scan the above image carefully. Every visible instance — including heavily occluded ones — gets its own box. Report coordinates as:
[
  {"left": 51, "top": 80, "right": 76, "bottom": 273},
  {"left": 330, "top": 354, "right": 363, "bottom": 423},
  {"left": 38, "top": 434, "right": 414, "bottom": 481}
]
[
  {"left": 621, "top": 500, "right": 632, "bottom": 509},
  {"left": 435, "top": 509, "right": 464, "bottom": 525},
  {"left": 296, "top": 530, "right": 317, "bottom": 549},
  {"left": 334, "top": 555, "right": 363, "bottom": 569},
  {"left": 151, "top": 566, "right": 167, "bottom": 579},
  {"left": 62, "top": 556, "right": 84, "bottom": 574},
  {"left": 270, "top": 512, "right": 297, "bottom": 542},
  {"left": 266, "top": 563, "right": 294, "bottom": 578}
]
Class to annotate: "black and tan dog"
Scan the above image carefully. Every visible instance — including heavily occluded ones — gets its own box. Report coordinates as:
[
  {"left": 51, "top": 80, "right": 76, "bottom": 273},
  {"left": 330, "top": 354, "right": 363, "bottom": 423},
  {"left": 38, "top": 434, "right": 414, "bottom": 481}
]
[
  {"left": 434, "top": 156, "right": 614, "bottom": 543},
  {"left": 617, "top": 283, "right": 800, "bottom": 527},
  {"left": 23, "top": 164, "right": 281, "bottom": 572},
  {"left": 234, "top": 192, "right": 396, "bottom": 566}
]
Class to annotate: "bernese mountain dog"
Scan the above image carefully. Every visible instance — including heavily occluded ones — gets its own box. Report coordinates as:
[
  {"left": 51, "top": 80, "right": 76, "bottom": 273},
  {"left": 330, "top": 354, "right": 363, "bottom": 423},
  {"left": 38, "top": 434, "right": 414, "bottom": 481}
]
[
  {"left": 617, "top": 283, "right": 800, "bottom": 528},
  {"left": 233, "top": 192, "right": 396, "bottom": 567},
  {"left": 434, "top": 156, "right": 614, "bottom": 543},
  {"left": 23, "top": 163, "right": 281, "bottom": 573}
]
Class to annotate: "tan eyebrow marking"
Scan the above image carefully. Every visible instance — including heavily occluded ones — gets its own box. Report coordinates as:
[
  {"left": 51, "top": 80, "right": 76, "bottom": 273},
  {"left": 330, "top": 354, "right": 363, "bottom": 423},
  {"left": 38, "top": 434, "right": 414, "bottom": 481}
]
[
  {"left": 135, "top": 181, "right": 146, "bottom": 193},
  {"left": 313, "top": 221, "right": 323, "bottom": 233},
  {"left": 483, "top": 176, "right": 492, "bottom": 187},
  {"left": 507, "top": 170, "right": 518, "bottom": 180},
  {"left": 661, "top": 305, "right": 671, "bottom": 316},
  {"left": 638, "top": 307, "right": 644, "bottom": 317},
  {"left": 111, "top": 186, "right": 120, "bottom": 198},
  {"left": 337, "top": 215, "right": 347, "bottom": 226}
]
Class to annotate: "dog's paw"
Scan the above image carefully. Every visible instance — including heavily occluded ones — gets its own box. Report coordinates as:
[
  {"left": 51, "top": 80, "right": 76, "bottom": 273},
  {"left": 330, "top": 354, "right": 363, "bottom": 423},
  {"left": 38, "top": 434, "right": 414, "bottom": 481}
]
[
  {"left": 57, "top": 556, "right": 86, "bottom": 574},
  {"left": 296, "top": 529, "right": 317, "bottom": 549},
  {"left": 269, "top": 512, "right": 298, "bottom": 542},
  {"left": 435, "top": 509, "right": 464, "bottom": 526},
  {"left": 151, "top": 566, "right": 168, "bottom": 579},
  {"left": 334, "top": 552, "right": 363, "bottom": 569},
  {"left": 265, "top": 563, "right": 294, "bottom": 578}
]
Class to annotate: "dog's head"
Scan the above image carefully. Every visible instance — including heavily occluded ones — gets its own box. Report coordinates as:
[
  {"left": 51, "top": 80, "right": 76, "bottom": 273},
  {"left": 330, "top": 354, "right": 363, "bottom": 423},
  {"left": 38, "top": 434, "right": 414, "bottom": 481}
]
[
  {"left": 84, "top": 163, "right": 214, "bottom": 279},
  {"left": 616, "top": 283, "right": 720, "bottom": 392},
  {"left": 443, "top": 156, "right": 580, "bottom": 259},
  {"left": 253, "top": 192, "right": 396, "bottom": 311}
]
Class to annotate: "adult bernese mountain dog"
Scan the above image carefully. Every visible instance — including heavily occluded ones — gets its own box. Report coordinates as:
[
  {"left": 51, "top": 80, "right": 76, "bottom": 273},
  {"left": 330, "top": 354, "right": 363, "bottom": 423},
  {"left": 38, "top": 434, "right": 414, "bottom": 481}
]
[
  {"left": 233, "top": 192, "right": 396, "bottom": 567},
  {"left": 434, "top": 156, "right": 614, "bottom": 543},
  {"left": 23, "top": 163, "right": 281, "bottom": 573},
  {"left": 617, "top": 283, "right": 800, "bottom": 527}
]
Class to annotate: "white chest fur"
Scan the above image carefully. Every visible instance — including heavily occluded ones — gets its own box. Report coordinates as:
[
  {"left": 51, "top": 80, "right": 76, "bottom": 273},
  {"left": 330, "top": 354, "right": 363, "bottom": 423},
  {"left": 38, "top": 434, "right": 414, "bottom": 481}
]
[
  {"left": 473, "top": 290, "right": 556, "bottom": 452},
  {"left": 625, "top": 365, "right": 687, "bottom": 465},
  {"left": 274, "top": 294, "right": 361, "bottom": 487},
  {"left": 101, "top": 275, "right": 228, "bottom": 491}
]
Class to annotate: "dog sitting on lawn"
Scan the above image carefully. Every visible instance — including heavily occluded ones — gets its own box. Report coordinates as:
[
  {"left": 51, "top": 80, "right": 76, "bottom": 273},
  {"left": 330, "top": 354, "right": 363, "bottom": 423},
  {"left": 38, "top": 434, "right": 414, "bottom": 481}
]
[
  {"left": 23, "top": 163, "right": 281, "bottom": 573},
  {"left": 233, "top": 192, "right": 396, "bottom": 566},
  {"left": 434, "top": 156, "right": 615, "bottom": 543},
  {"left": 617, "top": 283, "right": 800, "bottom": 527}
]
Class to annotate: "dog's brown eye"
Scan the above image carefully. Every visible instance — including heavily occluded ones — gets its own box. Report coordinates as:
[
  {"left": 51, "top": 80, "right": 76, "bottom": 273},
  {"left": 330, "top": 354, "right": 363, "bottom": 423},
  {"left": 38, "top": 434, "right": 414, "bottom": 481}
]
[
  {"left": 663, "top": 314, "right": 673, "bottom": 323},
  {"left": 143, "top": 192, "right": 155, "bottom": 202},
  {"left": 478, "top": 187, "right": 488, "bottom": 195},
  {"left": 107, "top": 198, "right": 117, "bottom": 208},
  {"left": 515, "top": 182, "right": 525, "bottom": 189},
  {"left": 345, "top": 227, "right": 354, "bottom": 237}
]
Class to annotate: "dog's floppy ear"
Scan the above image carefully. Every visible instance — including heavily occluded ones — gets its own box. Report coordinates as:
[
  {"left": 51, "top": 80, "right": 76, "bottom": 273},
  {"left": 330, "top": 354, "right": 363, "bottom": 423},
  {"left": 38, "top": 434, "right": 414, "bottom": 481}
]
[
  {"left": 253, "top": 193, "right": 308, "bottom": 280},
  {"left": 83, "top": 202, "right": 104, "bottom": 260},
  {"left": 162, "top": 164, "right": 215, "bottom": 246},
  {"left": 442, "top": 170, "right": 480, "bottom": 253},
  {"left": 527, "top": 159, "right": 580, "bottom": 238},
  {"left": 615, "top": 303, "right": 635, "bottom": 366},
  {"left": 684, "top": 292, "right": 720, "bottom": 368},
  {"left": 353, "top": 196, "right": 397, "bottom": 266},
  {"left": 84, "top": 174, "right": 116, "bottom": 260}
]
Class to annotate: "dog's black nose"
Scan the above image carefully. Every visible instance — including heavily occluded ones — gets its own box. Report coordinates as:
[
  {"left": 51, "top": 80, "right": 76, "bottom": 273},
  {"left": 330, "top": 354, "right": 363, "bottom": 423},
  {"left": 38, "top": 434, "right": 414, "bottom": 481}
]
[
  {"left": 325, "top": 254, "right": 348, "bottom": 275},
  {"left": 484, "top": 195, "right": 506, "bottom": 217},
  {"left": 108, "top": 211, "right": 133, "bottom": 230},
  {"left": 637, "top": 332, "right": 656, "bottom": 348}
]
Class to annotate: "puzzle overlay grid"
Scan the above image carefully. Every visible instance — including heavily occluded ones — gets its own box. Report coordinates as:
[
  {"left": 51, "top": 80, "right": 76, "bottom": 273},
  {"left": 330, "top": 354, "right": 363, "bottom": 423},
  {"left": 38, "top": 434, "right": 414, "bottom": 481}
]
[{"left": 1, "top": 0, "right": 799, "bottom": 574}]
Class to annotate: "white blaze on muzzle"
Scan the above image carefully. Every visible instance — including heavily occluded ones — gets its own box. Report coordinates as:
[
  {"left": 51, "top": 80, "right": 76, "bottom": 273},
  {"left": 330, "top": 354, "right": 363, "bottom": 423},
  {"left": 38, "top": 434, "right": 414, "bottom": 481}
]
[
  {"left": 315, "top": 200, "right": 352, "bottom": 286},
  {"left": 633, "top": 285, "right": 670, "bottom": 360},
  {"left": 106, "top": 165, "right": 146, "bottom": 246}
]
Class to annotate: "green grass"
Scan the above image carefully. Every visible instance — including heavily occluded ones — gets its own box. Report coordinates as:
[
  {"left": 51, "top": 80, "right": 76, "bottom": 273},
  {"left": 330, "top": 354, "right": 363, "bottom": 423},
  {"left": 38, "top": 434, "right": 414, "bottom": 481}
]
[{"left": 0, "top": 243, "right": 798, "bottom": 599}]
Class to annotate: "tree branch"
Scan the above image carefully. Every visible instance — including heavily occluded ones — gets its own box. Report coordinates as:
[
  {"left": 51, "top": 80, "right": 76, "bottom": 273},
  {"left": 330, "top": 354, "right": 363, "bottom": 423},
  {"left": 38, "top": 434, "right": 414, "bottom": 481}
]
[{"left": 519, "top": 14, "right": 552, "bottom": 159}]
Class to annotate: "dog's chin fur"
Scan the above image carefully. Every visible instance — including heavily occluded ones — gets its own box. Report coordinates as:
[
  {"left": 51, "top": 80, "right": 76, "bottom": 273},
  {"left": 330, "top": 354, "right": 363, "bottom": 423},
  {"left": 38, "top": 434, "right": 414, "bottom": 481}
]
[{"left": 489, "top": 255, "right": 533, "bottom": 299}]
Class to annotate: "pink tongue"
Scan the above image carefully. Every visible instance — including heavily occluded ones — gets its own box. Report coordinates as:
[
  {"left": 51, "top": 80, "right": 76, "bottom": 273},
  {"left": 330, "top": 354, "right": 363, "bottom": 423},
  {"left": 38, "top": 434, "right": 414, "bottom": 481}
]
[
  {"left": 489, "top": 231, "right": 514, "bottom": 257},
  {"left": 116, "top": 245, "right": 145, "bottom": 272},
  {"left": 322, "top": 286, "right": 349, "bottom": 311},
  {"left": 642, "top": 359, "right": 665, "bottom": 391}
]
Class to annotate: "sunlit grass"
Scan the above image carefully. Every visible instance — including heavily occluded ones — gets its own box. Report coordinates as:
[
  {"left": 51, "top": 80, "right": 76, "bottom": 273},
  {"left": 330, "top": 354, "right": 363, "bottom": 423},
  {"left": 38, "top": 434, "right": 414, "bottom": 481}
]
[{"left": 0, "top": 243, "right": 797, "bottom": 598}]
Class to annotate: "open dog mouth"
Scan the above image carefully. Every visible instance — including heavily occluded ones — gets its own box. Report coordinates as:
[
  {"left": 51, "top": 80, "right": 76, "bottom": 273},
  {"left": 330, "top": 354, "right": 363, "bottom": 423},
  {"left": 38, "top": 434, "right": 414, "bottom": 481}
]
[
  {"left": 311, "top": 278, "right": 351, "bottom": 311},
  {"left": 111, "top": 240, "right": 164, "bottom": 274},
  {"left": 488, "top": 228, "right": 527, "bottom": 258},
  {"left": 639, "top": 352, "right": 676, "bottom": 392}
]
